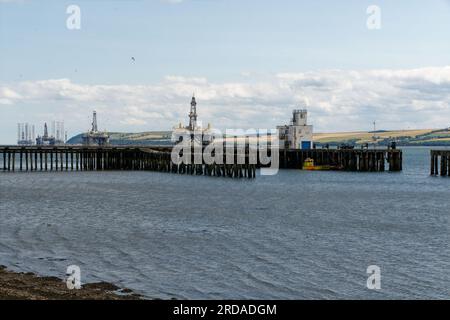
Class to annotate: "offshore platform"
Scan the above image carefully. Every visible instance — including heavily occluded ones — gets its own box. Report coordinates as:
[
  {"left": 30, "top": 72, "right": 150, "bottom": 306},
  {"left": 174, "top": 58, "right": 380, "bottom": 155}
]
[
  {"left": 35, "top": 123, "right": 55, "bottom": 145},
  {"left": 82, "top": 111, "right": 110, "bottom": 146},
  {"left": 172, "top": 95, "right": 214, "bottom": 145},
  {"left": 35, "top": 122, "right": 65, "bottom": 146},
  {"left": 17, "top": 123, "right": 35, "bottom": 145}
]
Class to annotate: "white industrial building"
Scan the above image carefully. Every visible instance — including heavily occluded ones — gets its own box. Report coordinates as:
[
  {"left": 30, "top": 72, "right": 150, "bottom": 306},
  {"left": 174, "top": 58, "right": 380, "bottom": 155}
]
[{"left": 277, "top": 109, "right": 313, "bottom": 149}]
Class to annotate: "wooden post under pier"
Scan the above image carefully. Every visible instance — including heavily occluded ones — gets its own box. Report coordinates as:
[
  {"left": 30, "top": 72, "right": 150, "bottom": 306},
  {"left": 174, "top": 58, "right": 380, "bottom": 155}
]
[{"left": 430, "top": 150, "right": 450, "bottom": 177}]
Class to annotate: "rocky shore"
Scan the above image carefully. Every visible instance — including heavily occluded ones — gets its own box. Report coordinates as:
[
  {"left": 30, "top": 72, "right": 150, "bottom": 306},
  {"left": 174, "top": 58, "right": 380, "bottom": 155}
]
[{"left": 0, "top": 265, "right": 142, "bottom": 300}]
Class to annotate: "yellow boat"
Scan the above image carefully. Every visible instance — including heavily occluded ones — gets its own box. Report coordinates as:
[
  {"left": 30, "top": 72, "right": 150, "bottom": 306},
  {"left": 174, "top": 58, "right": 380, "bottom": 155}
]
[{"left": 302, "top": 158, "right": 335, "bottom": 171}]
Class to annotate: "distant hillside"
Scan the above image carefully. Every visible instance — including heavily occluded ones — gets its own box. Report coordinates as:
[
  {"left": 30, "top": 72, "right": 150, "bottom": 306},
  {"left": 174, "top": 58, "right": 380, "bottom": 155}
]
[
  {"left": 67, "top": 128, "right": 450, "bottom": 146},
  {"left": 314, "top": 128, "right": 450, "bottom": 146},
  {"left": 67, "top": 131, "right": 173, "bottom": 146}
]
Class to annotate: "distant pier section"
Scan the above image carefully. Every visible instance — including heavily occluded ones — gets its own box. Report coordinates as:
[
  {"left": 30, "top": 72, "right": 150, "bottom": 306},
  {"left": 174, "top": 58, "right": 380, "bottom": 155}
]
[
  {"left": 430, "top": 150, "right": 450, "bottom": 176},
  {"left": 279, "top": 148, "right": 402, "bottom": 172}
]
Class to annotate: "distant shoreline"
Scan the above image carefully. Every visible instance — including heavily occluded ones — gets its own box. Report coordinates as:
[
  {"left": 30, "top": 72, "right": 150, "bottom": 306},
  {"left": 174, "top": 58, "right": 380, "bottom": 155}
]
[
  {"left": 0, "top": 265, "right": 143, "bottom": 300},
  {"left": 65, "top": 128, "right": 450, "bottom": 147}
]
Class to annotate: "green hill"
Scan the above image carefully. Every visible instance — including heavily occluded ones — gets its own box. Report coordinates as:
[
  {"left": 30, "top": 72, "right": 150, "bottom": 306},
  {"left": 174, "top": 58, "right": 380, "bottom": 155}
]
[{"left": 67, "top": 131, "right": 173, "bottom": 146}]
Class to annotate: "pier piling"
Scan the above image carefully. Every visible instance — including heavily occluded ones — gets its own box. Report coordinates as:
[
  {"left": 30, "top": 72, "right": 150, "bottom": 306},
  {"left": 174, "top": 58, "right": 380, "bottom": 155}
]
[{"left": 431, "top": 150, "right": 450, "bottom": 177}]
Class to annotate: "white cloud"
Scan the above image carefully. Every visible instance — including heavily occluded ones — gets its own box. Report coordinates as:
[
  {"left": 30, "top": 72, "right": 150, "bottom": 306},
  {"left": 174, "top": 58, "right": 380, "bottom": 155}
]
[
  {"left": 1, "top": 66, "right": 450, "bottom": 136},
  {"left": 0, "top": 87, "right": 21, "bottom": 104}
]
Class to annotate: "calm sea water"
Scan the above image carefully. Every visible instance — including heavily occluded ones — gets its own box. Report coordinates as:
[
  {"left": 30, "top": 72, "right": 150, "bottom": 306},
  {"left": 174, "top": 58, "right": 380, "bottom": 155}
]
[{"left": 0, "top": 147, "right": 449, "bottom": 299}]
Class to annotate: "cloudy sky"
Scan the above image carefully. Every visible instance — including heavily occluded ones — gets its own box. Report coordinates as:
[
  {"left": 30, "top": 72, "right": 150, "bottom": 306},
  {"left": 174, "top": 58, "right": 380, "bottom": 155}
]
[{"left": 1, "top": 0, "right": 450, "bottom": 143}]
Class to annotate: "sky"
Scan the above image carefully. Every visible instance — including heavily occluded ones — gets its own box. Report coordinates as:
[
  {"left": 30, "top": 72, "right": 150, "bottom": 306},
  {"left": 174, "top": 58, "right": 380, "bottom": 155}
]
[{"left": 1, "top": 0, "right": 450, "bottom": 143}]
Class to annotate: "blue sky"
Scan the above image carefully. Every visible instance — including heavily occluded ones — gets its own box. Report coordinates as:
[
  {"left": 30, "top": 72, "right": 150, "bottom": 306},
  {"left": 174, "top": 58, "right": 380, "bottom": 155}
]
[{"left": 1, "top": 0, "right": 450, "bottom": 143}]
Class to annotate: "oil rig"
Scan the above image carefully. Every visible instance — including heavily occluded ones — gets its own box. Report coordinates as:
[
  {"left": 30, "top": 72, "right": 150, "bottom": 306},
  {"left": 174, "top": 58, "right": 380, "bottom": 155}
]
[
  {"left": 172, "top": 95, "right": 214, "bottom": 145},
  {"left": 17, "top": 123, "right": 35, "bottom": 145},
  {"left": 35, "top": 121, "right": 65, "bottom": 146},
  {"left": 82, "top": 111, "right": 110, "bottom": 146},
  {"left": 36, "top": 123, "right": 55, "bottom": 145}
]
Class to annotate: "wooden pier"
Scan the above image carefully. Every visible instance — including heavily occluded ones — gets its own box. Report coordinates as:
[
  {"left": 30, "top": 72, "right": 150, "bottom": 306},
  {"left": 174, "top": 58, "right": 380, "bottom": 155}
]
[
  {"left": 430, "top": 150, "right": 450, "bottom": 176},
  {"left": 279, "top": 148, "right": 402, "bottom": 171},
  {"left": 0, "top": 146, "right": 402, "bottom": 178}
]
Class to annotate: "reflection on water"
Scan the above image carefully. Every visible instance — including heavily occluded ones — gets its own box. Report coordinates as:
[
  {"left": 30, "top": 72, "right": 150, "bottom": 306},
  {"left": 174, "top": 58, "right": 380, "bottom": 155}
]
[{"left": 0, "top": 147, "right": 449, "bottom": 299}]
